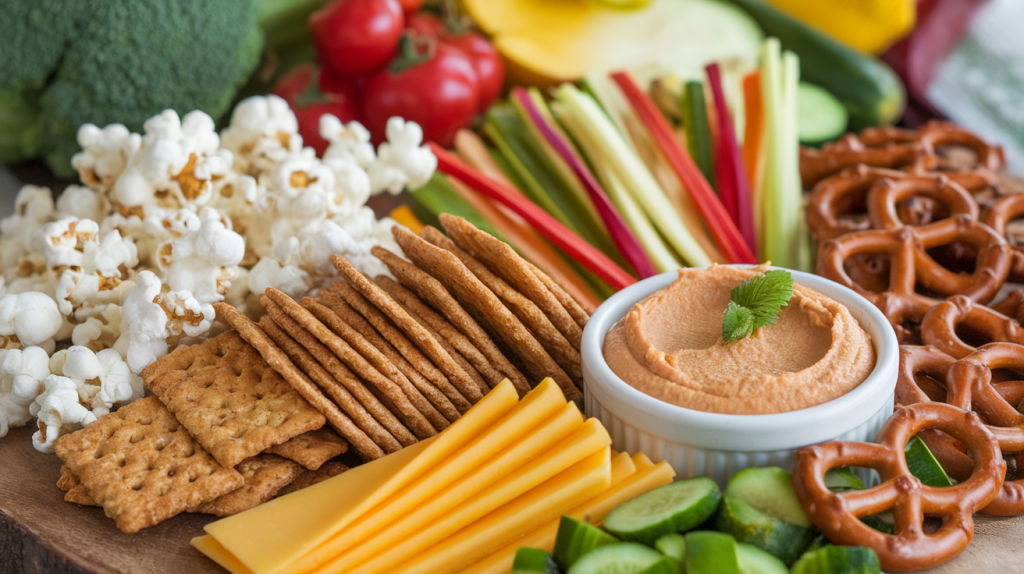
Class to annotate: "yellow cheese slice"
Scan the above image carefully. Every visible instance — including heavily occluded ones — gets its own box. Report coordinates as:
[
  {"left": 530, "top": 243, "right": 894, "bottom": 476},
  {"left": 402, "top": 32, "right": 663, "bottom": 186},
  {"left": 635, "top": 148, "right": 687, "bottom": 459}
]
[
  {"left": 278, "top": 379, "right": 568, "bottom": 574},
  {"left": 459, "top": 460, "right": 676, "bottom": 574},
  {"left": 323, "top": 417, "right": 612, "bottom": 574},
  {"left": 632, "top": 452, "right": 655, "bottom": 471},
  {"left": 192, "top": 536, "right": 255, "bottom": 574},
  {"left": 400, "top": 449, "right": 629, "bottom": 574},
  {"left": 204, "top": 379, "right": 519, "bottom": 574}
]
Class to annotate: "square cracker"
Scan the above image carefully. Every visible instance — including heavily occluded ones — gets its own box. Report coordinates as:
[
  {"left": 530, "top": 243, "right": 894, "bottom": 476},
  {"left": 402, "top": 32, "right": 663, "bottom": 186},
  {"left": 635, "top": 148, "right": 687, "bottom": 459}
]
[
  {"left": 195, "top": 454, "right": 302, "bottom": 517},
  {"left": 276, "top": 461, "right": 350, "bottom": 497},
  {"left": 141, "top": 330, "right": 326, "bottom": 469},
  {"left": 54, "top": 397, "right": 244, "bottom": 533},
  {"left": 266, "top": 427, "right": 348, "bottom": 470}
]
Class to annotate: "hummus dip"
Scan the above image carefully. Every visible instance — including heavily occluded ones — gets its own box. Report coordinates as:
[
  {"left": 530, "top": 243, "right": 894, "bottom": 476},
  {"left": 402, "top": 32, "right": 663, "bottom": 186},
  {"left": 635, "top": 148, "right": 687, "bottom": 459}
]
[{"left": 602, "top": 266, "right": 875, "bottom": 414}]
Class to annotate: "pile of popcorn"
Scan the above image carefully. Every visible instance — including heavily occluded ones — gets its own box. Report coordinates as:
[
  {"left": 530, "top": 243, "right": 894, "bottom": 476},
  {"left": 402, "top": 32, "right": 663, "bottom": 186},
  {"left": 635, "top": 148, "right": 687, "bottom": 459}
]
[{"left": 0, "top": 95, "right": 437, "bottom": 452}]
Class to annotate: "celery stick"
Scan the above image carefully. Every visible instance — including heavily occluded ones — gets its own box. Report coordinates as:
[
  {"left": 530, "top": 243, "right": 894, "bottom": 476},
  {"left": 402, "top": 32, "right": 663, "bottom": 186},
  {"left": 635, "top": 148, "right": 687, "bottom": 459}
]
[
  {"left": 761, "top": 37, "right": 786, "bottom": 266},
  {"left": 682, "top": 81, "right": 717, "bottom": 191},
  {"left": 555, "top": 84, "right": 711, "bottom": 267},
  {"left": 409, "top": 174, "right": 507, "bottom": 243},
  {"left": 782, "top": 51, "right": 813, "bottom": 272}
]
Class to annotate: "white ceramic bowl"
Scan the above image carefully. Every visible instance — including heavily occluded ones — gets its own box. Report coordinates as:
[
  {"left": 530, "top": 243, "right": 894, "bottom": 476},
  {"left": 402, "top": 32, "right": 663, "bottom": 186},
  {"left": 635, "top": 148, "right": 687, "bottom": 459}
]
[{"left": 582, "top": 266, "right": 899, "bottom": 487}]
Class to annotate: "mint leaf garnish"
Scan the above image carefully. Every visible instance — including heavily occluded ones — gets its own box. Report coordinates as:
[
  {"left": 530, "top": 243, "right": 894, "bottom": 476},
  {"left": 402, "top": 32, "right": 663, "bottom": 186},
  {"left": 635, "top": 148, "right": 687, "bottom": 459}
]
[{"left": 721, "top": 269, "right": 794, "bottom": 343}]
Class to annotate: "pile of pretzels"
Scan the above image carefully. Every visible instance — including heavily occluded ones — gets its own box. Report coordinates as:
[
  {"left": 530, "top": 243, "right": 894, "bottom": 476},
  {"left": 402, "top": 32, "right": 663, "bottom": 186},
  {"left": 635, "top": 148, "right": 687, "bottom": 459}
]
[{"left": 791, "top": 122, "right": 1024, "bottom": 572}]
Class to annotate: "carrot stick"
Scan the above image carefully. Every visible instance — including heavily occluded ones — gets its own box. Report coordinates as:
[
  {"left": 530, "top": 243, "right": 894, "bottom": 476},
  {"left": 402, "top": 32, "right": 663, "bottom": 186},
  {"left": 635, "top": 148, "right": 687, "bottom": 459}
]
[
  {"left": 742, "top": 71, "right": 765, "bottom": 252},
  {"left": 389, "top": 205, "right": 424, "bottom": 235}
]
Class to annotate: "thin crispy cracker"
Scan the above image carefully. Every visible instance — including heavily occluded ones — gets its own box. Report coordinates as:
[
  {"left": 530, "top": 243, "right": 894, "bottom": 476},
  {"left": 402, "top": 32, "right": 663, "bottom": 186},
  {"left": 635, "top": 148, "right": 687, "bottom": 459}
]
[
  {"left": 276, "top": 461, "right": 350, "bottom": 497},
  {"left": 385, "top": 227, "right": 577, "bottom": 398},
  {"left": 57, "top": 465, "right": 77, "bottom": 492},
  {"left": 64, "top": 484, "right": 97, "bottom": 507},
  {"left": 324, "top": 262, "right": 484, "bottom": 404},
  {"left": 371, "top": 246, "right": 527, "bottom": 392},
  {"left": 266, "top": 427, "right": 348, "bottom": 471},
  {"left": 54, "top": 397, "right": 244, "bottom": 533},
  {"left": 527, "top": 260, "right": 592, "bottom": 325},
  {"left": 317, "top": 291, "right": 468, "bottom": 418},
  {"left": 141, "top": 331, "right": 325, "bottom": 469},
  {"left": 261, "top": 294, "right": 424, "bottom": 444},
  {"left": 195, "top": 454, "right": 302, "bottom": 517},
  {"left": 257, "top": 315, "right": 398, "bottom": 457},
  {"left": 414, "top": 227, "right": 583, "bottom": 386},
  {"left": 214, "top": 303, "right": 385, "bottom": 461},
  {"left": 301, "top": 296, "right": 450, "bottom": 432},
  {"left": 440, "top": 214, "right": 585, "bottom": 350}
]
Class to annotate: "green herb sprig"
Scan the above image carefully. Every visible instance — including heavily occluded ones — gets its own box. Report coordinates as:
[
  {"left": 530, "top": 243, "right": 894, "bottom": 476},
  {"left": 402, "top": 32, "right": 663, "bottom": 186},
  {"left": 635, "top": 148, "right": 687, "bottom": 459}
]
[{"left": 721, "top": 270, "right": 794, "bottom": 343}]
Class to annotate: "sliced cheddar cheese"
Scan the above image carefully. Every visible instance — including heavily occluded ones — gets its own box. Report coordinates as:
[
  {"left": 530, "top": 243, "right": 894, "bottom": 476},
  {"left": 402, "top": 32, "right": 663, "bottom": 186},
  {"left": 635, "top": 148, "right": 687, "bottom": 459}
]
[{"left": 192, "top": 536, "right": 255, "bottom": 574}]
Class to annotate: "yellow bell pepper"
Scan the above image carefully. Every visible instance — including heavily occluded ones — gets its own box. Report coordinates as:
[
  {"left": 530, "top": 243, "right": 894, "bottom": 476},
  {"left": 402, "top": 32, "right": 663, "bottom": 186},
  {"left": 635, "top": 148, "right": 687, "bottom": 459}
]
[{"left": 766, "top": 0, "right": 916, "bottom": 54}]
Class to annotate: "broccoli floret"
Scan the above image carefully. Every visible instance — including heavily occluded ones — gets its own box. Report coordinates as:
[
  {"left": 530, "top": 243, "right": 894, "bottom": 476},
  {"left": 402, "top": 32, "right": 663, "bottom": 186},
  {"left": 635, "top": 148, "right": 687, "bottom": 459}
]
[{"left": 0, "top": 0, "right": 264, "bottom": 177}]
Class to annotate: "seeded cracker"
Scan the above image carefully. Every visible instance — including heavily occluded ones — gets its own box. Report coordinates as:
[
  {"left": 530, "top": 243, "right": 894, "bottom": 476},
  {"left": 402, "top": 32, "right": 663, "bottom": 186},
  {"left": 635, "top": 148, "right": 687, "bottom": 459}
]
[
  {"left": 527, "top": 260, "right": 593, "bottom": 324},
  {"left": 213, "top": 302, "right": 386, "bottom": 461},
  {"left": 371, "top": 245, "right": 527, "bottom": 392},
  {"left": 195, "top": 454, "right": 302, "bottom": 517},
  {"left": 261, "top": 293, "right": 426, "bottom": 444},
  {"left": 317, "top": 290, "right": 469, "bottom": 417},
  {"left": 414, "top": 227, "right": 583, "bottom": 387},
  {"left": 277, "top": 461, "right": 350, "bottom": 497},
  {"left": 257, "top": 315, "right": 397, "bottom": 457},
  {"left": 329, "top": 256, "right": 484, "bottom": 403},
  {"left": 54, "top": 397, "right": 244, "bottom": 533},
  {"left": 267, "top": 427, "right": 348, "bottom": 470},
  {"left": 384, "top": 227, "right": 578, "bottom": 399},
  {"left": 141, "top": 331, "right": 325, "bottom": 469}
]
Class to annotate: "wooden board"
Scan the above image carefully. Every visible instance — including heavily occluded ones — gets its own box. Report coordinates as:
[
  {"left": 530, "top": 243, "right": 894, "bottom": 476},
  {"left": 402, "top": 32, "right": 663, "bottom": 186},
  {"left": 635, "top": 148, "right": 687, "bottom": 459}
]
[{"left": 2, "top": 421, "right": 1024, "bottom": 574}]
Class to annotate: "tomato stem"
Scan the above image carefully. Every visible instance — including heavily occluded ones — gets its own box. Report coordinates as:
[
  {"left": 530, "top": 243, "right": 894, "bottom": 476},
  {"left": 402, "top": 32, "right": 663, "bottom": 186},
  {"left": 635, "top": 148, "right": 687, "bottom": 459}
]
[{"left": 388, "top": 33, "right": 435, "bottom": 74}]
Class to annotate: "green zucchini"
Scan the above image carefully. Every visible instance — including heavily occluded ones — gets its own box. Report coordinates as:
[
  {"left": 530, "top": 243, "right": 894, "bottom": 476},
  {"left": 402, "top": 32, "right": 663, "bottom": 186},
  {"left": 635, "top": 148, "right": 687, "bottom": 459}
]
[
  {"left": 724, "top": 0, "right": 905, "bottom": 130},
  {"left": 790, "top": 545, "right": 881, "bottom": 574}
]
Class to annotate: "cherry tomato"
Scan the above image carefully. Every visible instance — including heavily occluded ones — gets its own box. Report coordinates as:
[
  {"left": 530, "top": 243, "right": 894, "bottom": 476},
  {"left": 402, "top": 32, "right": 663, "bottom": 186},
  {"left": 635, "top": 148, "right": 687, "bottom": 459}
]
[
  {"left": 309, "top": 0, "right": 404, "bottom": 79},
  {"left": 396, "top": 0, "right": 425, "bottom": 15},
  {"left": 272, "top": 65, "right": 361, "bottom": 156},
  {"left": 405, "top": 12, "right": 446, "bottom": 38},
  {"left": 361, "top": 38, "right": 480, "bottom": 147}
]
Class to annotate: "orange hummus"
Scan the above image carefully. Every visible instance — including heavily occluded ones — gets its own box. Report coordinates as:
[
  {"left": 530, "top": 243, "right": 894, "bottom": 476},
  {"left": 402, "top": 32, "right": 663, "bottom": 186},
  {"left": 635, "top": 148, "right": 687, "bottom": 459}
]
[{"left": 602, "top": 265, "right": 875, "bottom": 414}]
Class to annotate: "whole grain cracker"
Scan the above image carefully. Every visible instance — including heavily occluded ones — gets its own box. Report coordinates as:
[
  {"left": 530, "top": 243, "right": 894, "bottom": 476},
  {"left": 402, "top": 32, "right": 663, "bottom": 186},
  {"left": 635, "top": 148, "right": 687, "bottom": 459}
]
[
  {"left": 325, "top": 260, "right": 484, "bottom": 404},
  {"left": 440, "top": 214, "right": 585, "bottom": 351},
  {"left": 317, "top": 290, "right": 469, "bottom": 417},
  {"left": 213, "top": 303, "right": 386, "bottom": 461},
  {"left": 371, "top": 245, "right": 527, "bottom": 391},
  {"left": 261, "top": 293, "right": 429, "bottom": 443},
  {"left": 54, "top": 397, "right": 244, "bottom": 533},
  {"left": 414, "top": 227, "right": 583, "bottom": 386},
  {"left": 195, "top": 454, "right": 302, "bottom": 517},
  {"left": 301, "top": 296, "right": 450, "bottom": 432},
  {"left": 276, "top": 461, "right": 350, "bottom": 497},
  {"left": 256, "top": 314, "right": 398, "bottom": 457},
  {"left": 65, "top": 484, "right": 97, "bottom": 507},
  {"left": 385, "top": 227, "right": 578, "bottom": 398},
  {"left": 141, "top": 330, "right": 325, "bottom": 469},
  {"left": 57, "top": 465, "right": 77, "bottom": 492},
  {"left": 266, "top": 427, "right": 348, "bottom": 470},
  {"left": 527, "top": 260, "right": 592, "bottom": 325}
]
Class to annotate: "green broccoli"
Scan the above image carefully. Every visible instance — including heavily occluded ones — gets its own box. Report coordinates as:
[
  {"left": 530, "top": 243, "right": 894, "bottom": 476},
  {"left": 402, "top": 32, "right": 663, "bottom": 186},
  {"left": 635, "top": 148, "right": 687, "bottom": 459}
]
[{"left": 0, "top": 0, "right": 265, "bottom": 177}]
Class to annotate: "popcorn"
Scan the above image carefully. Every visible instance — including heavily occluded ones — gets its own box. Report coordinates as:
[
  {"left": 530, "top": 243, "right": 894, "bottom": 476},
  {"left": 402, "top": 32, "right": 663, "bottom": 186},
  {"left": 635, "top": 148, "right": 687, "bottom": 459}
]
[
  {"left": 0, "top": 292, "right": 63, "bottom": 350},
  {"left": 71, "top": 303, "right": 124, "bottom": 353},
  {"left": 56, "top": 185, "right": 110, "bottom": 223},
  {"left": 72, "top": 123, "right": 142, "bottom": 192},
  {"left": 0, "top": 186, "right": 55, "bottom": 279},
  {"left": 221, "top": 95, "right": 303, "bottom": 177},
  {"left": 367, "top": 117, "right": 437, "bottom": 195},
  {"left": 0, "top": 347, "right": 51, "bottom": 437},
  {"left": 321, "top": 115, "right": 376, "bottom": 169},
  {"left": 58, "top": 346, "right": 143, "bottom": 416},
  {"left": 29, "top": 375, "right": 98, "bottom": 453},
  {"left": 155, "top": 207, "right": 244, "bottom": 305}
]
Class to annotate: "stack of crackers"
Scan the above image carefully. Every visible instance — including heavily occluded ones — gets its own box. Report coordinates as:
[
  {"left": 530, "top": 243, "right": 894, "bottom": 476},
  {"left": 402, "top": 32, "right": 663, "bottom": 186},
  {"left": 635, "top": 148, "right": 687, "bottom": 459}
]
[{"left": 51, "top": 214, "right": 591, "bottom": 533}]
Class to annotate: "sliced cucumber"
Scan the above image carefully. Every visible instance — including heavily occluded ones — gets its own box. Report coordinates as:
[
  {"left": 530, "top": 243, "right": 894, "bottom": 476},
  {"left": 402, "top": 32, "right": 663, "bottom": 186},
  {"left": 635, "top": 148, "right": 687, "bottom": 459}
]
[
  {"left": 604, "top": 477, "right": 722, "bottom": 545},
  {"left": 905, "top": 436, "right": 954, "bottom": 488},
  {"left": 566, "top": 542, "right": 666, "bottom": 574},
  {"left": 724, "top": 467, "right": 812, "bottom": 528},
  {"left": 654, "top": 532, "right": 685, "bottom": 562},
  {"left": 554, "top": 516, "right": 619, "bottom": 569},
  {"left": 796, "top": 82, "right": 848, "bottom": 145},
  {"left": 735, "top": 542, "right": 788, "bottom": 574},
  {"left": 513, "top": 547, "right": 561, "bottom": 574},
  {"left": 791, "top": 545, "right": 882, "bottom": 574},
  {"left": 684, "top": 531, "right": 742, "bottom": 574},
  {"left": 714, "top": 495, "right": 816, "bottom": 565},
  {"left": 824, "top": 467, "right": 866, "bottom": 493},
  {"left": 635, "top": 558, "right": 677, "bottom": 574}
]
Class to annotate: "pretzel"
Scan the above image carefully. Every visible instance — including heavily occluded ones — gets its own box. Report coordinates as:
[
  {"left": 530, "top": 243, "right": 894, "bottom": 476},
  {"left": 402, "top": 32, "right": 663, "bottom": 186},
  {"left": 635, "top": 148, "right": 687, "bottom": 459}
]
[
  {"left": 983, "top": 193, "right": 1024, "bottom": 282},
  {"left": 920, "top": 296, "right": 1024, "bottom": 359},
  {"left": 807, "top": 166, "right": 913, "bottom": 241},
  {"left": 867, "top": 175, "right": 977, "bottom": 231},
  {"left": 801, "top": 127, "right": 927, "bottom": 188},
  {"left": 792, "top": 402, "right": 1005, "bottom": 572},
  {"left": 896, "top": 345, "right": 956, "bottom": 405},
  {"left": 916, "top": 121, "right": 1005, "bottom": 175},
  {"left": 991, "top": 290, "right": 1024, "bottom": 325}
]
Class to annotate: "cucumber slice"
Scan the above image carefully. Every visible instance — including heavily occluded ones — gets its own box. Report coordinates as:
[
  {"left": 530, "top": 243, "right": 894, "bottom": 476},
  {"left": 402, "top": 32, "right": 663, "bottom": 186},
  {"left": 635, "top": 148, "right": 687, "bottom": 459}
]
[
  {"left": 635, "top": 558, "right": 678, "bottom": 574},
  {"left": 905, "top": 436, "right": 954, "bottom": 488},
  {"left": 791, "top": 545, "right": 881, "bottom": 574},
  {"left": 684, "top": 531, "right": 742, "bottom": 574},
  {"left": 736, "top": 542, "right": 788, "bottom": 574},
  {"left": 724, "top": 467, "right": 812, "bottom": 528},
  {"left": 714, "top": 495, "right": 816, "bottom": 565},
  {"left": 796, "top": 82, "right": 848, "bottom": 145},
  {"left": 554, "top": 516, "right": 619, "bottom": 569},
  {"left": 565, "top": 542, "right": 666, "bottom": 574},
  {"left": 654, "top": 532, "right": 685, "bottom": 561},
  {"left": 513, "top": 547, "right": 561, "bottom": 574},
  {"left": 603, "top": 477, "right": 722, "bottom": 545},
  {"left": 824, "top": 467, "right": 866, "bottom": 493}
]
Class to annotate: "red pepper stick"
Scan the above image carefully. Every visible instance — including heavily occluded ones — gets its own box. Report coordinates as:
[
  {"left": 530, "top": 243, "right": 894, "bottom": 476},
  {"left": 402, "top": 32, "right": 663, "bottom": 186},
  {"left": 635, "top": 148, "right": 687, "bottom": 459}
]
[
  {"left": 706, "top": 63, "right": 757, "bottom": 255},
  {"left": 610, "top": 72, "right": 756, "bottom": 265},
  {"left": 429, "top": 142, "right": 638, "bottom": 291}
]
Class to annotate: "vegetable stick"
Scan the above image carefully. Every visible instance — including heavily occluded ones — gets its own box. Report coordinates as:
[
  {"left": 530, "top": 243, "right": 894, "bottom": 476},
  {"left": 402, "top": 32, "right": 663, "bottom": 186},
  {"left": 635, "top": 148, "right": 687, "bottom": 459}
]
[
  {"left": 430, "top": 142, "right": 637, "bottom": 291},
  {"left": 742, "top": 71, "right": 766, "bottom": 247},
  {"left": 389, "top": 205, "right": 425, "bottom": 235},
  {"left": 682, "top": 81, "right": 717, "bottom": 191},
  {"left": 610, "top": 72, "right": 756, "bottom": 265}
]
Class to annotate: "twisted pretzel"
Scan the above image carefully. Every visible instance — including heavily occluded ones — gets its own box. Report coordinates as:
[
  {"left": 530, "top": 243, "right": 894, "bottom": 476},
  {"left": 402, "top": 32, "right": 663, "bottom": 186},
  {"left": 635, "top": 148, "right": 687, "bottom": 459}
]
[
  {"left": 792, "top": 402, "right": 1004, "bottom": 572},
  {"left": 896, "top": 345, "right": 955, "bottom": 405},
  {"left": 916, "top": 121, "right": 1005, "bottom": 175},
  {"left": 801, "top": 128, "right": 927, "bottom": 189},
  {"left": 867, "top": 175, "right": 977, "bottom": 231},
  {"left": 806, "top": 166, "right": 906, "bottom": 241},
  {"left": 991, "top": 290, "right": 1024, "bottom": 326},
  {"left": 983, "top": 193, "right": 1024, "bottom": 282},
  {"left": 920, "top": 296, "right": 1024, "bottom": 359}
]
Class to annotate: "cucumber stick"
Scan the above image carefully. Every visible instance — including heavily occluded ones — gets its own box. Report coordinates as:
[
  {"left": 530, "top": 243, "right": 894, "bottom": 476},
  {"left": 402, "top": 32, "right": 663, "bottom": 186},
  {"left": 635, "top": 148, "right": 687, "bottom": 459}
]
[
  {"left": 409, "top": 174, "right": 507, "bottom": 243},
  {"left": 603, "top": 477, "right": 722, "bottom": 545},
  {"left": 566, "top": 543, "right": 670, "bottom": 574},
  {"left": 513, "top": 547, "right": 561, "bottom": 574},
  {"left": 684, "top": 531, "right": 742, "bottom": 574},
  {"left": 682, "top": 81, "right": 716, "bottom": 190},
  {"left": 554, "top": 516, "right": 619, "bottom": 569},
  {"left": 790, "top": 545, "right": 881, "bottom": 574}
]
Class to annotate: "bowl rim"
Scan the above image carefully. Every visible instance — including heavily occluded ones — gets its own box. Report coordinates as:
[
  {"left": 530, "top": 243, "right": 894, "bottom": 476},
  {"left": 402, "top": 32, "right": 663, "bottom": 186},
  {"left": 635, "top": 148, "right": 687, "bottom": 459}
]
[{"left": 581, "top": 265, "right": 900, "bottom": 451}]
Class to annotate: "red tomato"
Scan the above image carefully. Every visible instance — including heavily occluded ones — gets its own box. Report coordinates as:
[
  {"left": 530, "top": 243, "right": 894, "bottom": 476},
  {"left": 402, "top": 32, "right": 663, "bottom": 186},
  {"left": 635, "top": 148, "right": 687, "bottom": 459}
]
[
  {"left": 405, "top": 12, "right": 445, "bottom": 38},
  {"left": 273, "top": 65, "right": 361, "bottom": 156},
  {"left": 309, "top": 0, "right": 404, "bottom": 79},
  {"left": 396, "top": 0, "right": 425, "bottom": 15},
  {"left": 361, "top": 39, "right": 480, "bottom": 147}
]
